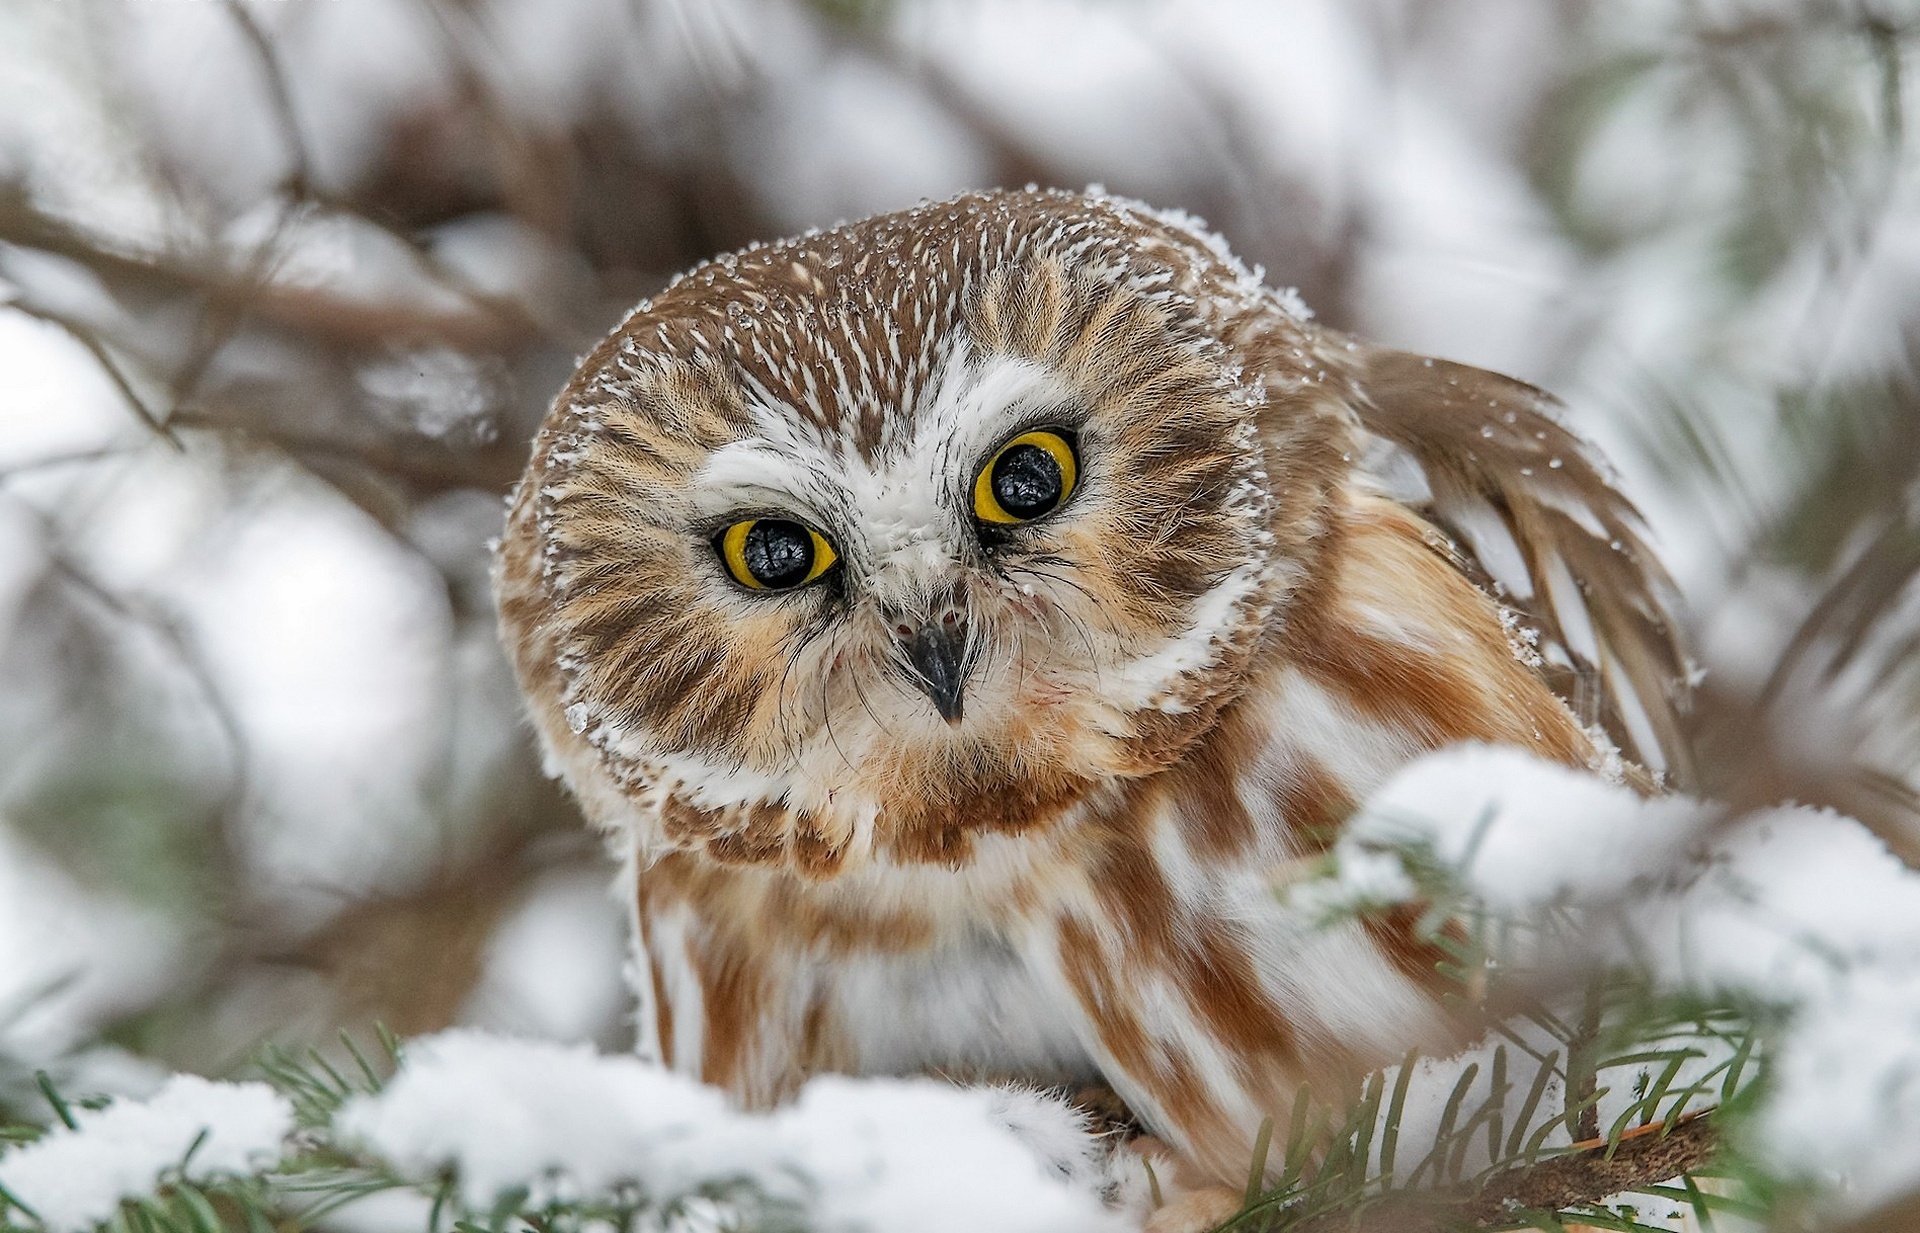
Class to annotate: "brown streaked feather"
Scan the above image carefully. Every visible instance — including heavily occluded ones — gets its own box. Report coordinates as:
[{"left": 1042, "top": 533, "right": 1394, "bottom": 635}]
[
  {"left": 1351, "top": 346, "right": 1692, "bottom": 782},
  {"left": 1282, "top": 495, "right": 1596, "bottom": 769}
]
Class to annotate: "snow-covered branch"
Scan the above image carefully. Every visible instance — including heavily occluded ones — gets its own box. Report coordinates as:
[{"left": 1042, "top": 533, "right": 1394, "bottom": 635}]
[
  {"left": 1, "top": 1033, "right": 1130, "bottom": 1233},
  {"left": 1307, "top": 744, "right": 1920, "bottom": 1218}
]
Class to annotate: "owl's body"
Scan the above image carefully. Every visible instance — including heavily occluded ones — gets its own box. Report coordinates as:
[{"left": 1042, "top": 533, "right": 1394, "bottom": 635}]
[{"left": 495, "top": 190, "right": 1684, "bottom": 1191}]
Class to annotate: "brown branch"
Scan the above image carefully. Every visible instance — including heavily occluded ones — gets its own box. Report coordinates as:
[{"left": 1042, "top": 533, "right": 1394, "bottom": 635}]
[
  {"left": 0, "top": 189, "right": 526, "bottom": 352},
  {"left": 1467, "top": 1117, "right": 1717, "bottom": 1224},
  {"left": 168, "top": 411, "right": 528, "bottom": 497},
  {"left": 1285, "top": 1116, "right": 1717, "bottom": 1233},
  {"left": 159, "top": 193, "right": 302, "bottom": 423}
]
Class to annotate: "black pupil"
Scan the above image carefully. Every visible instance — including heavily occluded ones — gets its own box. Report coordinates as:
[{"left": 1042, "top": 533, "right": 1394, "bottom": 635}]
[
  {"left": 991, "top": 443, "right": 1063, "bottom": 518},
  {"left": 743, "top": 520, "right": 814, "bottom": 587}
]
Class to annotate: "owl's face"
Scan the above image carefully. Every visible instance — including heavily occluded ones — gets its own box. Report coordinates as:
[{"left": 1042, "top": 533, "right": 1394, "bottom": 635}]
[{"left": 500, "top": 191, "right": 1348, "bottom": 870}]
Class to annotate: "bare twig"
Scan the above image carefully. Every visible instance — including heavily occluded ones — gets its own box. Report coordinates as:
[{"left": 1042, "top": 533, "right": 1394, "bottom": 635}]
[
  {"left": 0, "top": 190, "right": 524, "bottom": 352},
  {"left": 1, "top": 300, "right": 184, "bottom": 450},
  {"left": 216, "top": 0, "right": 315, "bottom": 193},
  {"left": 35, "top": 535, "right": 250, "bottom": 817}
]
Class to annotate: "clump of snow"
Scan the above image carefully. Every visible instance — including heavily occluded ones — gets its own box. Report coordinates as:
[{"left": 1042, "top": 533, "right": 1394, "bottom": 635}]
[
  {"left": 1333, "top": 745, "right": 1702, "bottom": 910},
  {"left": 338, "top": 1032, "right": 732, "bottom": 1209},
  {"left": 357, "top": 347, "right": 504, "bottom": 445},
  {"left": 337, "top": 1031, "right": 1127, "bottom": 1233},
  {"left": 1626, "top": 808, "right": 1920, "bottom": 1209},
  {"left": 782, "top": 1076, "right": 1124, "bottom": 1233},
  {"left": 0, "top": 1076, "right": 292, "bottom": 1233},
  {"left": 1304, "top": 743, "right": 1920, "bottom": 1214},
  {"left": 1752, "top": 976, "right": 1920, "bottom": 1205}
]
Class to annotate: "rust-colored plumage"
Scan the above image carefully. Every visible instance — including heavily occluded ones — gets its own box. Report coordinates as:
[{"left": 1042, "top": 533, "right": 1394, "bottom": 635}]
[{"left": 494, "top": 189, "right": 1686, "bottom": 1204}]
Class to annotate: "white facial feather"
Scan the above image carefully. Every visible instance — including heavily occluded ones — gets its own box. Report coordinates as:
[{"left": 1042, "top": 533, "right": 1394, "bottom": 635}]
[{"left": 700, "top": 344, "right": 1076, "bottom": 588}]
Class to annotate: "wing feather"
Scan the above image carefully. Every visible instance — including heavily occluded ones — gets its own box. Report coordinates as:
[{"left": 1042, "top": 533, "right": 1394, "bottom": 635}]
[{"left": 1351, "top": 346, "right": 1692, "bottom": 781}]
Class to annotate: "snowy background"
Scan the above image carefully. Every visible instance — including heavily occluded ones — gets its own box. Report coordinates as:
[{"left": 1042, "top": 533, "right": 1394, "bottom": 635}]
[{"left": 0, "top": 0, "right": 1916, "bottom": 1228}]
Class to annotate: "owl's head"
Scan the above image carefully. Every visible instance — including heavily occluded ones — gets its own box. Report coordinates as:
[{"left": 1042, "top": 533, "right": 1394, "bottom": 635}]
[{"left": 496, "top": 190, "right": 1351, "bottom": 873}]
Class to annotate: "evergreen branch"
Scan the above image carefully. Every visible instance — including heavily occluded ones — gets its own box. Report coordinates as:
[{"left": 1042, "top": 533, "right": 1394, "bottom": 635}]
[{"left": 1279, "top": 1115, "right": 1716, "bottom": 1233}]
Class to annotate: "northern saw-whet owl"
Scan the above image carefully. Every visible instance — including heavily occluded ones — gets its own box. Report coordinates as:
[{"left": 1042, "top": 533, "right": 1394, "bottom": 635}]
[{"left": 495, "top": 189, "right": 1686, "bottom": 1207}]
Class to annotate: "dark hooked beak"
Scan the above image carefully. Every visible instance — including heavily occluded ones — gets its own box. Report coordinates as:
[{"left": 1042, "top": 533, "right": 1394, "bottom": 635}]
[{"left": 900, "top": 619, "right": 969, "bottom": 724}]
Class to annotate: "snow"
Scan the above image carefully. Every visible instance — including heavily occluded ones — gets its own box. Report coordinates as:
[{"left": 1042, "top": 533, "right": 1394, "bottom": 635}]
[
  {"left": 902, "top": 1, "right": 1199, "bottom": 203},
  {"left": 1305, "top": 743, "right": 1920, "bottom": 1214},
  {"left": 0, "top": 1076, "right": 292, "bottom": 1233},
  {"left": 784, "top": 1077, "right": 1124, "bottom": 1233},
  {"left": 357, "top": 347, "right": 505, "bottom": 445},
  {"left": 1286, "top": 846, "right": 1417, "bottom": 921},
  {"left": 1629, "top": 809, "right": 1920, "bottom": 1209},
  {"left": 337, "top": 1030, "right": 1128, "bottom": 1233},
  {"left": 0, "top": 5, "right": 169, "bottom": 246},
  {"left": 1334, "top": 745, "right": 1702, "bottom": 910}
]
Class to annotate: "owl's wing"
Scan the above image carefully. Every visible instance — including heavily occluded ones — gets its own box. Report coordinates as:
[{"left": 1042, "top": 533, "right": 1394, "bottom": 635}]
[{"left": 1349, "top": 345, "right": 1692, "bottom": 781}]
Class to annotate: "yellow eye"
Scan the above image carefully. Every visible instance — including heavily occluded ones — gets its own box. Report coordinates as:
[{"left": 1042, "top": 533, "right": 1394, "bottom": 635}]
[
  {"left": 717, "top": 518, "right": 838, "bottom": 591},
  {"left": 973, "top": 429, "right": 1078, "bottom": 525}
]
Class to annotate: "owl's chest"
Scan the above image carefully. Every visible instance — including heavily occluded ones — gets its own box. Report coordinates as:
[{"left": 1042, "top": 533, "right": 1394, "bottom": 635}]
[
  {"left": 825, "top": 924, "right": 1099, "bottom": 1086},
  {"left": 637, "top": 841, "right": 1105, "bottom": 1098}
]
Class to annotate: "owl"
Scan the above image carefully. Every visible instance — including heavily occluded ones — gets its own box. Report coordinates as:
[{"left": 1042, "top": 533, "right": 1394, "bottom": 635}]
[{"left": 493, "top": 189, "right": 1686, "bottom": 1216}]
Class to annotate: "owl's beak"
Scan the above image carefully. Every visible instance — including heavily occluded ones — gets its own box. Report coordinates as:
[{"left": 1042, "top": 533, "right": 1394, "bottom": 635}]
[{"left": 900, "top": 619, "right": 969, "bottom": 724}]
